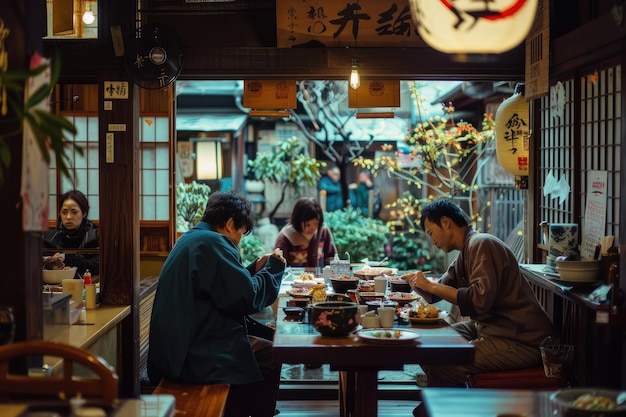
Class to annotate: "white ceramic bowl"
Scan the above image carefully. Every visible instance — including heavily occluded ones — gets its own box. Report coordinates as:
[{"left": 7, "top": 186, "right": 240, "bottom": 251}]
[
  {"left": 555, "top": 260, "right": 601, "bottom": 282},
  {"left": 550, "top": 388, "right": 626, "bottom": 417},
  {"left": 555, "top": 259, "right": 602, "bottom": 270},
  {"left": 555, "top": 267, "right": 600, "bottom": 282},
  {"left": 42, "top": 267, "right": 77, "bottom": 284}
]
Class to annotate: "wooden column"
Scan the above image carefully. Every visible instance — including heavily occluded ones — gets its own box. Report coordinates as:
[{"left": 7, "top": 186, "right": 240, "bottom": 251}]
[{"left": 97, "top": 72, "right": 141, "bottom": 398}]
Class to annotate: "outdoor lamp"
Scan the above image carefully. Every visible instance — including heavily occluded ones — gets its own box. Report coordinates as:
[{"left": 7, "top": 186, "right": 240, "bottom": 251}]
[
  {"left": 495, "top": 83, "right": 530, "bottom": 189},
  {"left": 195, "top": 139, "right": 223, "bottom": 181},
  {"left": 350, "top": 58, "right": 360, "bottom": 90},
  {"left": 408, "top": 0, "right": 539, "bottom": 54}
]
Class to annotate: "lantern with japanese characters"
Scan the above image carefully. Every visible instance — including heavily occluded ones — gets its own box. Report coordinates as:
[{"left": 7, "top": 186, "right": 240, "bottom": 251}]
[
  {"left": 495, "top": 83, "right": 530, "bottom": 189},
  {"left": 408, "top": 0, "right": 538, "bottom": 54}
]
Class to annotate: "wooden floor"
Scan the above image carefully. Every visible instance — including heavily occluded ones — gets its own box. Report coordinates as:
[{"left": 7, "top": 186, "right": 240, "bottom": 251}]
[{"left": 275, "top": 400, "right": 419, "bottom": 417}]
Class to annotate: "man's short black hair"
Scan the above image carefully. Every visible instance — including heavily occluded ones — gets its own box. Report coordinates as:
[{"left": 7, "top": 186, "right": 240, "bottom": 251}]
[
  {"left": 201, "top": 190, "right": 255, "bottom": 234},
  {"left": 420, "top": 199, "right": 470, "bottom": 231}
]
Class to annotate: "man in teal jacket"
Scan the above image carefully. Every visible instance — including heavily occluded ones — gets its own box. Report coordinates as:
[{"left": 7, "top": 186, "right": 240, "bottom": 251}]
[{"left": 148, "top": 190, "right": 286, "bottom": 417}]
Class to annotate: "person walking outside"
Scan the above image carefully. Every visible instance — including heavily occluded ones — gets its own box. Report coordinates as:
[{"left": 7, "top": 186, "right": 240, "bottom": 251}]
[{"left": 317, "top": 166, "right": 343, "bottom": 212}]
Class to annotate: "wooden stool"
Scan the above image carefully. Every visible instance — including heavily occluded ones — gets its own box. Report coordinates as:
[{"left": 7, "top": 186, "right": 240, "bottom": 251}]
[
  {"left": 466, "top": 367, "right": 569, "bottom": 390},
  {"left": 152, "top": 378, "right": 230, "bottom": 417}
]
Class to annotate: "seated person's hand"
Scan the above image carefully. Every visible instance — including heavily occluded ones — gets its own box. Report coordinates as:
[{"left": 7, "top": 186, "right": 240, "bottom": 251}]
[
  {"left": 43, "top": 252, "right": 65, "bottom": 270},
  {"left": 269, "top": 248, "right": 286, "bottom": 264}
]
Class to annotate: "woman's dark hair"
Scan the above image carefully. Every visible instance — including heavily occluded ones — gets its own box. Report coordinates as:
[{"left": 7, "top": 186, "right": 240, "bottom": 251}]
[
  {"left": 290, "top": 198, "right": 324, "bottom": 233},
  {"left": 420, "top": 199, "right": 470, "bottom": 231},
  {"left": 58, "top": 190, "right": 90, "bottom": 217},
  {"left": 201, "top": 190, "right": 255, "bottom": 234}
]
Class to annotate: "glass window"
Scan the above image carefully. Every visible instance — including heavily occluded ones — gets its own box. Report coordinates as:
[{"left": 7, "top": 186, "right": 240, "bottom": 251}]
[{"left": 45, "top": 0, "right": 98, "bottom": 40}]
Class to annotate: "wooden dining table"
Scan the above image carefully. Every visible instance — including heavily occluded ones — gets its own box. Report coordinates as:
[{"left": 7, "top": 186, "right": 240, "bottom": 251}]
[{"left": 273, "top": 305, "right": 475, "bottom": 417}]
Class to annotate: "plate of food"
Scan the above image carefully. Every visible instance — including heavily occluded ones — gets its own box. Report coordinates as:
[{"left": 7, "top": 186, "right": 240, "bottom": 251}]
[
  {"left": 401, "top": 302, "right": 448, "bottom": 324},
  {"left": 355, "top": 328, "right": 421, "bottom": 344},
  {"left": 287, "top": 287, "right": 313, "bottom": 298},
  {"left": 387, "top": 292, "right": 419, "bottom": 304},
  {"left": 353, "top": 267, "right": 398, "bottom": 278}
]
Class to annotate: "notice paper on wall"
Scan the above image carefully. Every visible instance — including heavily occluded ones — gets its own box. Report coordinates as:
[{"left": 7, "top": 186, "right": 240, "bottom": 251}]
[{"left": 580, "top": 170, "right": 608, "bottom": 260}]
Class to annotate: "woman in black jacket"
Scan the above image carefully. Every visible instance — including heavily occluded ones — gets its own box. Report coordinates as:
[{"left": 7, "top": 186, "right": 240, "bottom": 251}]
[{"left": 43, "top": 189, "right": 99, "bottom": 277}]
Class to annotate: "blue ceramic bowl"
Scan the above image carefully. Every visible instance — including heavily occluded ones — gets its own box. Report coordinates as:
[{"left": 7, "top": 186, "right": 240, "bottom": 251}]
[{"left": 311, "top": 301, "right": 359, "bottom": 337}]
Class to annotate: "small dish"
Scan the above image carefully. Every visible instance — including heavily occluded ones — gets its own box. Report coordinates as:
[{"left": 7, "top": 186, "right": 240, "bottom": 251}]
[
  {"left": 406, "top": 311, "right": 449, "bottom": 325},
  {"left": 283, "top": 306, "right": 306, "bottom": 321},
  {"left": 387, "top": 292, "right": 419, "bottom": 304},
  {"left": 358, "top": 292, "right": 385, "bottom": 301},
  {"left": 287, "top": 288, "right": 313, "bottom": 298},
  {"left": 356, "top": 328, "right": 421, "bottom": 344}
]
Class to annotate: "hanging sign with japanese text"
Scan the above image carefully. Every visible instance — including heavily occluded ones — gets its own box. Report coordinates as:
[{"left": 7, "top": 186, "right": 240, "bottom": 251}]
[
  {"left": 348, "top": 80, "right": 400, "bottom": 108},
  {"left": 276, "top": 0, "right": 424, "bottom": 48},
  {"left": 242, "top": 80, "right": 297, "bottom": 109}
]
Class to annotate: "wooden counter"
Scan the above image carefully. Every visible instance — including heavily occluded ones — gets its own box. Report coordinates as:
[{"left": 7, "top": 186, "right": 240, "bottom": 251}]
[
  {"left": 0, "top": 395, "right": 175, "bottom": 417},
  {"left": 42, "top": 305, "right": 131, "bottom": 374},
  {"left": 521, "top": 264, "right": 625, "bottom": 388}
]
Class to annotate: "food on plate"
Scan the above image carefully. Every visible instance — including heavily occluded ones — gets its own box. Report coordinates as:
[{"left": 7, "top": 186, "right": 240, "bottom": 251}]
[
  {"left": 43, "top": 252, "right": 66, "bottom": 270},
  {"left": 387, "top": 292, "right": 418, "bottom": 300},
  {"left": 334, "top": 275, "right": 358, "bottom": 280},
  {"left": 287, "top": 287, "right": 313, "bottom": 297},
  {"left": 311, "top": 284, "right": 327, "bottom": 303},
  {"left": 407, "top": 302, "right": 440, "bottom": 319},
  {"left": 572, "top": 393, "right": 617, "bottom": 410},
  {"left": 300, "top": 272, "right": 315, "bottom": 281},
  {"left": 370, "top": 330, "right": 403, "bottom": 339}
]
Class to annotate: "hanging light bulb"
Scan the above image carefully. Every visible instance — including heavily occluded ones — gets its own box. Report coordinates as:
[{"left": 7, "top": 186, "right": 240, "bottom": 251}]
[
  {"left": 82, "top": 10, "right": 95, "bottom": 25},
  {"left": 82, "top": 3, "right": 95, "bottom": 25},
  {"left": 350, "top": 58, "right": 360, "bottom": 90}
]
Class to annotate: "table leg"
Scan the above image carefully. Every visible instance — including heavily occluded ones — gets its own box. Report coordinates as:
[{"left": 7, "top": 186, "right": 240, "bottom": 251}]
[
  {"left": 338, "top": 370, "right": 355, "bottom": 417},
  {"left": 338, "top": 369, "right": 379, "bottom": 417}
]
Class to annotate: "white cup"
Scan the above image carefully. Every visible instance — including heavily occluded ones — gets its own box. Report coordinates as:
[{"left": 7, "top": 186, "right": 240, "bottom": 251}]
[
  {"left": 357, "top": 305, "right": 368, "bottom": 318},
  {"left": 361, "top": 316, "right": 381, "bottom": 329},
  {"left": 374, "top": 276, "right": 387, "bottom": 294},
  {"left": 377, "top": 306, "right": 395, "bottom": 328}
]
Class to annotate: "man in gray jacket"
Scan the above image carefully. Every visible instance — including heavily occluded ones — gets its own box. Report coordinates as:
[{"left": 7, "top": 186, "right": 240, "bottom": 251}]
[{"left": 404, "top": 199, "right": 553, "bottom": 387}]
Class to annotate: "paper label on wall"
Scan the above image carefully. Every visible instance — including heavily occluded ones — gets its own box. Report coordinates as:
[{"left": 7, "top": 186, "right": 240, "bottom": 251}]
[
  {"left": 580, "top": 170, "right": 608, "bottom": 260},
  {"left": 104, "top": 81, "right": 129, "bottom": 99}
]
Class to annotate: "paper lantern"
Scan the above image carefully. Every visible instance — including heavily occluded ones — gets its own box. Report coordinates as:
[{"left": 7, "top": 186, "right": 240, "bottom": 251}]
[
  {"left": 409, "top": 0, "right": 538, "bottom": 54},
  {"left": 495, "top": 83, "right": 530, "bottom": 189}
]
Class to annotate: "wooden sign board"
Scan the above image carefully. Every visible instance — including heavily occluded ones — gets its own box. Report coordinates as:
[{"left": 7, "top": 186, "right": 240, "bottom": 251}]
[
  {"left": 525, "top": 0, "right": 550, "bottom": 100},
  {"left": 276, "top": 0, "right": 423, "bottom": 48},
  {"left": 348, "top": 80, "right": 400, "bottom": 109},
  {"left": 242, "top": 80, "right": 297, "bottom": 109}
]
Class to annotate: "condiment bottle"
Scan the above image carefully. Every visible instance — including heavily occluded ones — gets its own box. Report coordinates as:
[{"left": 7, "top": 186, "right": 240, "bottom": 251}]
[{"left": 83, "top": 269, "right": 92, "bottom": 285}]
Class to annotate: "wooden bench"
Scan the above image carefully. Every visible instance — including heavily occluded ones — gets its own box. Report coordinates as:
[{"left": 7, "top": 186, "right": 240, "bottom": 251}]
[
  {"left": 466, "top": 366, "right": 569, "bottom": 390},
  {"left": 152, "top": 378, "right": 230, "bottom": 417}
]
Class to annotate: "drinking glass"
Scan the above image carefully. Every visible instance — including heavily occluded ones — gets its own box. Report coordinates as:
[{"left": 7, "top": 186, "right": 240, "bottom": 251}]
[{"left": 0, "top": 306, "right": 15, "bottom": 345}]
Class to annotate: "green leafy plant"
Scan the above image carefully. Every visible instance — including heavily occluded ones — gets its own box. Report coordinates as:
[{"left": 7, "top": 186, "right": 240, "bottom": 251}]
[
  {"left": 239, "top": 233, "right": 265, "bottom": 265},
  {"left": 0, "top": 52, "right": 79, "bottom": 187},
  {"left": 176, "top": 181, "right": 211, "bottom": 233},
  {"left": 325, "top": 207, "right": 388, "bottom": 262},
  {"left": 247, "top": 137, "right": 325, "bottom": 223},
  {"left": 386, "top": 232, "right": 446, "bottom": 273},
  {"left": 354, "top": 82, "right": 495, "bottom": 234}
]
